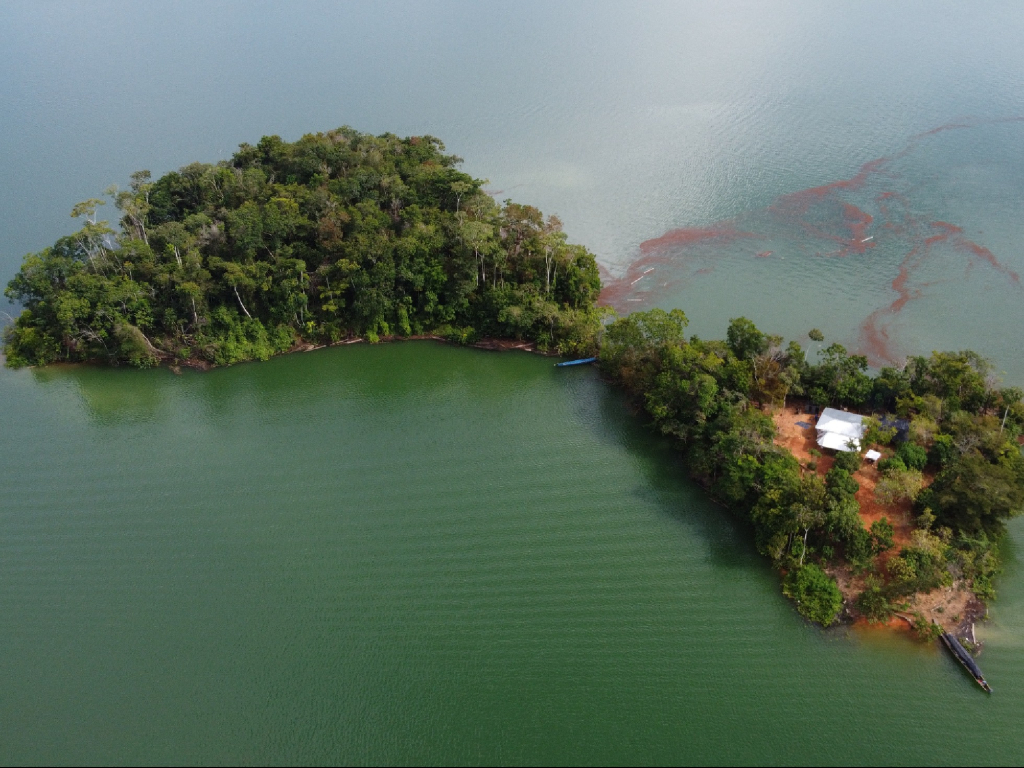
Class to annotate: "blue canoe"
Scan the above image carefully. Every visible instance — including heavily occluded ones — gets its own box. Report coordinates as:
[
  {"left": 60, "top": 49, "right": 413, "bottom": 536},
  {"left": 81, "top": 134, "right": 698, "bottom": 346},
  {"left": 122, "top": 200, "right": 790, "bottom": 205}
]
[
  {"left": 941, "top": 632, "right": 992, "bottom": 692},
  {"left": 555, "top": 357, "right": 597, "bottom": 367}
]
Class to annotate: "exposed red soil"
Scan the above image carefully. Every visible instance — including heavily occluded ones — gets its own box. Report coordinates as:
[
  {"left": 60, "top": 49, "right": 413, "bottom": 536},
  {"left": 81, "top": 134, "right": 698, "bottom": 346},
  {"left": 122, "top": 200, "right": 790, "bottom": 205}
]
[
  {"left": 773, "top": 404, "right": 912, "bottom": 550},
  {"left": 771, "top": 403, "right": 976, "bottom": 634}
]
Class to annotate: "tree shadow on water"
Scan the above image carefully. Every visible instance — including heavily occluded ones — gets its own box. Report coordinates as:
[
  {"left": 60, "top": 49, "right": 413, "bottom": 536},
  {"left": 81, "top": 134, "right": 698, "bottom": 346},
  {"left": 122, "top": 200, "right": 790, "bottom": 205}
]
[
  {"left": 26, "top": 342, "right": 557, "bottom": 425},
  {"left": 184, "top": 342, "right": 557, "bottom": 419},
  {"left": 28, "top": 363, "right": 172, "bottom": 425},
  {"left": 562, "top": 368, "right": 767, "bottom": 573}
]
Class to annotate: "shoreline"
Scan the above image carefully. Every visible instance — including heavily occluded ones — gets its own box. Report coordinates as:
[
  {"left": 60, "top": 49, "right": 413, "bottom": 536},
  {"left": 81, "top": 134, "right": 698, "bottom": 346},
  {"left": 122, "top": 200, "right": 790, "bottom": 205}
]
[
  {"left": 18, "top": 334, "right": 564, "bottom": 375},
  {"left": 772, "top": 400, "right": 990, "bottom": 650},
  {"left": 9, "top": 330, "right": 998, "bottom": 657},
  {"left": 168, "top": 334, "right": 560, "bottom": 373}
]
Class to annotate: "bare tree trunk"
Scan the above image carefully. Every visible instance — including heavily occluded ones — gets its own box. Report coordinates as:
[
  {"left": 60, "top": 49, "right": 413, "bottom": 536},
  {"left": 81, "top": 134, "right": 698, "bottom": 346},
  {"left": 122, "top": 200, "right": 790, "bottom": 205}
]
[
  {"left": 234, "top": 285, "right": 253, "bottom": 319},
  {"left": 132, "top": 213, "right": 148, "bottom": 245},
  {"left": 800, "top": 528, "right": 809, "bottom": 566}
]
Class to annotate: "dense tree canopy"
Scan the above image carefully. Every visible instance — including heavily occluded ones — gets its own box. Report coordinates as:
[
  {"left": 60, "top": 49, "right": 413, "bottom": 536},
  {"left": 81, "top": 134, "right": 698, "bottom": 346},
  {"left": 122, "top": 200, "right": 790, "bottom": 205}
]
[
  {"left": 6, "top": 129, "right": 1023, "bottom": 628},
  {"left": 4, "top": 128, "right": 602, "bottom": 367},
  {"left": 599, "top": 310, "right": 1024, "bottom": 625}
]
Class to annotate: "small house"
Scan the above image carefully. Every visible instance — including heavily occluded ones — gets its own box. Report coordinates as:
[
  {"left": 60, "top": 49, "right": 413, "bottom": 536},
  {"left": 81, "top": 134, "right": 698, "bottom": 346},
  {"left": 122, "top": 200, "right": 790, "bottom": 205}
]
[{"left": 816, "top": 407, "right": 865, "bottom": 452}]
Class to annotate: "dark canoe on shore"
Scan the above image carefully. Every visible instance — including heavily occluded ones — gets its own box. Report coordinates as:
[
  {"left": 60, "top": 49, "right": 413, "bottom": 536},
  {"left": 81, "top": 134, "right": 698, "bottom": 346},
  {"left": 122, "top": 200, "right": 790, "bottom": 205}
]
[{"left": 941, "top": 632, "right": 992, "bottom": 693}]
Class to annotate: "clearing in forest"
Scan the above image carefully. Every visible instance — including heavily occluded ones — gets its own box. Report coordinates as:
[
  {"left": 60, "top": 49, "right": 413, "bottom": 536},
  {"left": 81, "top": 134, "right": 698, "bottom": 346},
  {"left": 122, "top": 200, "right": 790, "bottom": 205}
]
[{"left": 772, "top": 403, "right": 977, "bottom": 633}]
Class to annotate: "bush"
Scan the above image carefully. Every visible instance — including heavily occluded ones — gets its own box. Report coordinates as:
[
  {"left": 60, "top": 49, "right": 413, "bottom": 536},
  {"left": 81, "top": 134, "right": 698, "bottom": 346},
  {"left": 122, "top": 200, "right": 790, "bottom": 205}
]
[
  {"left": 114, "top": 323, "right": 160, "bottom": 368},
  {"left": 863, "top": 416, "right": 898, "bottom": 447},
  {"left": 870, "top": 518, "right": 895, "bottom": 554},
  {"left": 783, "top": 564, "right": 844, "bottom": 626},
  {"left": 832, "top": 449, "right": 862, "bottom": 474},
  {"left": 846, "top": 526, "right": 873, "bottom": 568},
  {"left": 886, "top": 545, "right": 948, "bottom": 596},
  {"left": 875, "top": 469, "right": 924, "bottom": 506},
  {"left": 826, "top": 467, "right": 859, "bottom": 499},
  {"left": 950, "top": 531, "right": 1000, "bottom": 601},
  {"left": 856, "top": 575, "right": 893, "bottom": 622},
  {"left": 877, "top": 456, "right": 907, "bottom": 474},
  {"left": 911, "top": 613, "right": 942, "bottom": 641},
  {"left": 928, "top": 434, "right": 956, "bottom": 467},
  {"left": 909, "top": 414, "right": 939, "bottom": 444},
  {"left": 3, "top": 319, "right": 61, "bottom": 367},
  {"left": 896, "top": 442, "right": 928, "bottom": 471},
  {"left": 825, "top": 495, "right": 862, "bottom": 541}
]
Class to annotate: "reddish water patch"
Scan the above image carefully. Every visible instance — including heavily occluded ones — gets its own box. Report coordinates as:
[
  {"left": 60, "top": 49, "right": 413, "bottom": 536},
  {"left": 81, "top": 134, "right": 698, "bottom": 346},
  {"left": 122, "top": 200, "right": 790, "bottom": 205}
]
[
  {"left": 925, "top": 221, "right": 1021, "bottom": 284},
  {"left": 858, "top": 245, "right": 923, "bottom": 365},
  {"left": 859, "top": 313, "right": 895, "bottom": 366},
  {"left": 638, "top": 224, "right": 753, "bottom": 255},
  {"left": 913, "top": 121, "right": 974, "bottom": 140},
  {"left": 958, "top": 236, "right": 1021, "bottom": 285},
  {"left": 610, "top": 119, "right": 1024, "bottom": 345},
  {"left": 838, "top": 203, "right": 875, "bottom": 256},
  {"left": 928, "top": 220, "right": 962, "bottom": 240},
  {"left": 875, "top": 190, "right": 909, "bottom": 228},
  {"left": 599, "top": 255, "right": 683, "bottom": 308},
  {"left": 767, "top": 160, "right": 884, "bottom": 257},
  {"left": 601, "top": 225, "right": 753, "bottom": 308},
  {"left": 770, "top": 157, "right": 888, "bottom": 217},
  {"left": 857, "top": 219, "right": 1022, "bottom": 364},
  {"left": 857, "top": 219, "right": 965, "bottom": 363}
]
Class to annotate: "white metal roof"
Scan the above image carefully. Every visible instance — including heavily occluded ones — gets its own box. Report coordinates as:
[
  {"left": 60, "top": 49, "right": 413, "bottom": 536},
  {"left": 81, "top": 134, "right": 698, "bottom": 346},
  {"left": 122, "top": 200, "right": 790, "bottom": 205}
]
[
  {"left": 865, "top": 449, "right": 882, "bottom": 461},
  {"left": 816, "top": 407, "right": 865, "bottom": 441},
  {"left": 818, "top": 431, "right": 861, "bottom": 452}
]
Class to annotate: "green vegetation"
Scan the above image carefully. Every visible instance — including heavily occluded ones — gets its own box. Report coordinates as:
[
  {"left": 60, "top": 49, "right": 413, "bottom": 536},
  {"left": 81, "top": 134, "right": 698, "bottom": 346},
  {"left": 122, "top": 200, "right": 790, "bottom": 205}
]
[
  {"left": 3, "top": 128, "right": 602, "bottom": 368},
  {"left": 783, "top": 564, "right": 844, "bottom": 626},
  {"left": 856, "top": 576, "right": 894, "bottom": 622},
  {"left": 5, "top": 129, "right": 1023, "bottom": 629},
  {"left": 875, "top": 466, "right": 923, "bottom": 506},
  {"left": 599, "top": 310, "right": 1024, "bottom": 626}
]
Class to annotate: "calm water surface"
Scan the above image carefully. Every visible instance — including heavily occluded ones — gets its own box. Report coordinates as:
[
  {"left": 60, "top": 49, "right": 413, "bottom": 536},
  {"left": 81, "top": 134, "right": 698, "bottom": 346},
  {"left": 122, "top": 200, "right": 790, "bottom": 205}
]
[
  {"left": 2, "top": 2, "right": 1024, "bottom": 763},
  {"left": 3, "top": 345, "right": 1024, "bottom": 764}
]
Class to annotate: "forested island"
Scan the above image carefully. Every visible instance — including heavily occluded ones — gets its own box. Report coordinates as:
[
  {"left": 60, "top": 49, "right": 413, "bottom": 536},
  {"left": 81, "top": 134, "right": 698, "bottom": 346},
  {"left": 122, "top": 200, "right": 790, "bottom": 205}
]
[
  {"left": 5, "top": 128, "right": 1024, "bottom": 639},
  {"left": 599, "top": 310, "right": 1024, "bottom": 636},
  {"left": 3, "top": 128, "right": 603, "bottom": 368}
]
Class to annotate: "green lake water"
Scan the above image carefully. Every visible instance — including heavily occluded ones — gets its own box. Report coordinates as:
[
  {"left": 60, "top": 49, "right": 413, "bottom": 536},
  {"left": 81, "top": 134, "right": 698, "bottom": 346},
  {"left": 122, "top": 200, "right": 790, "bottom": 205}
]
[
  {"left": 3, "top": 1, "right": 1024, "bottom": 763},
  {"left": 2, "top": 344, "right": 1023, "bottom": 764}
]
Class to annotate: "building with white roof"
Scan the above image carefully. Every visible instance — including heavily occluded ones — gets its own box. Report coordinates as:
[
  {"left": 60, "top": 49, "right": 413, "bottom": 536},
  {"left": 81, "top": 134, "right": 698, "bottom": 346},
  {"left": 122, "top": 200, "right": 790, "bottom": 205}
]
[{"left": 816, "top": 407, "right": 864, "bottom": 452}]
